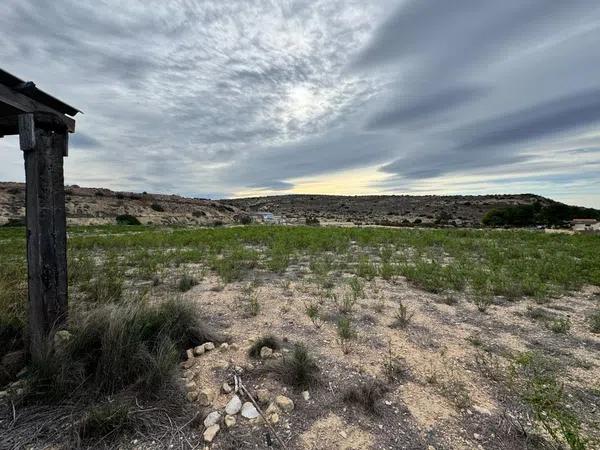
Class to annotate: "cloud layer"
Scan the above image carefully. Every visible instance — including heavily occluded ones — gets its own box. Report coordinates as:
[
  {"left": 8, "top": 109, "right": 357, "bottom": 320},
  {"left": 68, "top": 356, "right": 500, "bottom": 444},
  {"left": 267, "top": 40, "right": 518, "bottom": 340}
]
[{"left": 1, "top": 0, "right": 599, "bottom": 206}]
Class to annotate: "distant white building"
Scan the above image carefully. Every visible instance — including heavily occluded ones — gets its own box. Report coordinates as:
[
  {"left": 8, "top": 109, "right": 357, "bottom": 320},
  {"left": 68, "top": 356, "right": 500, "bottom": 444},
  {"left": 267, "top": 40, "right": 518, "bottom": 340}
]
[
  {"left": 571, "top": 219, "right": 600, "bottom": 232},
  {"left": 252, "top": 212, "right": 275, "bottom": 223}
]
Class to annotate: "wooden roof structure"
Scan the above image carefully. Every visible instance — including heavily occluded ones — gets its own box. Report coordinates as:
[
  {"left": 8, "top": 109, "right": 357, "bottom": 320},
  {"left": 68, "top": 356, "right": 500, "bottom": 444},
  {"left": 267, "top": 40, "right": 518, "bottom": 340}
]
[{"left": 0, "top": 68, "right": 79, "bottom": 359}]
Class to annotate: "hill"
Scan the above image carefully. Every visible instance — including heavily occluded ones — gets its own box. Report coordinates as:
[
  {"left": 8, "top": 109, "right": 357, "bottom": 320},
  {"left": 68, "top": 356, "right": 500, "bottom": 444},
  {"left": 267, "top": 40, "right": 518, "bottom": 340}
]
[
  {"left": 222, "top": 193, "right": 560, "bottom": 227},
  {"left": 0, "top": 182, "right": 241, "bottom": 226}
]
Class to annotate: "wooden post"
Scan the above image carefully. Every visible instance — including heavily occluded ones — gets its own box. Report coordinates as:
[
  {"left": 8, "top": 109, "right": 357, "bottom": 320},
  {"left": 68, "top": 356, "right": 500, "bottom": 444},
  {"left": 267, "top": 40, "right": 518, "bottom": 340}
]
[{"left": 20, "top": 112, "right": 69, "bottom": 359}]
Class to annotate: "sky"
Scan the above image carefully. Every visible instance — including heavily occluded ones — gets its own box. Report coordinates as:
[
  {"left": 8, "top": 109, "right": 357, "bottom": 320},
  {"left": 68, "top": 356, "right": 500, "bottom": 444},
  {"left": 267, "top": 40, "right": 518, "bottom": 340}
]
[{"left": 1, "top": 0, "right": 600, "bottom": 207}]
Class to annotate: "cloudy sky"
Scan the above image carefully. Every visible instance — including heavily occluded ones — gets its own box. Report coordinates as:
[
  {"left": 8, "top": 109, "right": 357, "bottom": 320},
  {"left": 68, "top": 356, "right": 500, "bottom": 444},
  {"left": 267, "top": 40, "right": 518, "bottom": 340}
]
[{"left": 1, "top": 0, "right": 600, "bottom": 207}]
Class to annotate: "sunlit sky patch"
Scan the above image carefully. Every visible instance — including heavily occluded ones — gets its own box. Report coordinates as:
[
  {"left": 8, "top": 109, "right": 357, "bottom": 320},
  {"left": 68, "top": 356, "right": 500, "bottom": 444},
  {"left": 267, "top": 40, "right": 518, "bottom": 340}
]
[{"left": 1, "top": 0, "right": 599, "bottom": 207}]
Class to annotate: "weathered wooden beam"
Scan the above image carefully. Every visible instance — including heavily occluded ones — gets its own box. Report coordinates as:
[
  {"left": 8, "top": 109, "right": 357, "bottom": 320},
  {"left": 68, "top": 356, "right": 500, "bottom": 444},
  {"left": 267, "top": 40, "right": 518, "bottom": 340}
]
[
  {"left": 18, "top": 113, "right": 35, "bottom": 150},
  {"left": 21, "top": 112, "right": 69, "bottom": 360},
  {"left": 0, "top": 83, "right": 75, "bottom": 133}
]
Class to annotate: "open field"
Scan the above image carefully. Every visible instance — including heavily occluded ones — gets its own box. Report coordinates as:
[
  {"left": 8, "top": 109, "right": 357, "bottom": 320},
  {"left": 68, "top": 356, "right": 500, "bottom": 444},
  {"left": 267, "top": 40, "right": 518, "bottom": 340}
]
[{"left": 1, "top": 225, "right": 600, "bottom": 449}]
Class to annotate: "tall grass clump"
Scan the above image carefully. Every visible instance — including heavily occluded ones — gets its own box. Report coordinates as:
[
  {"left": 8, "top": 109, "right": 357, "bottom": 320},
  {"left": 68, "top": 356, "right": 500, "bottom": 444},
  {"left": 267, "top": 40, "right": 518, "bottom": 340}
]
[
  {"left": 28, "top": 298, "right": 218, "bottom": 398},
  {"left": 264, "top": 343, "right": 319, "bottom": 389}
]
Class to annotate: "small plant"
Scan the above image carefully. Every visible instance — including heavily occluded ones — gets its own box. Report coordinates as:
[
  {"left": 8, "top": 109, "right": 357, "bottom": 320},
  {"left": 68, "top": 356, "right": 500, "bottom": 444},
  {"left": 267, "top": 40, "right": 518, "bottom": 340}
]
[
  {"left": 391, "top": 300, "right": 413, "bottom": 328},
  {"left": 343, "top": 379, "right": 389, "bottom": 414},
  {"left": 305, "top": 216, "right": 320, "bottom": 226},
  {"left": 474, "top": 294, "right": 492, "bottom": 312},
  {"left": 247, "top": 292, "right": 261, "bottom": 316},
  {"left": 440, "top": 294, "right": 458, "bottom": 305},
  {"left": 383, "top": 341, "right": 408, "bottom": 382},
  {"left": 304, "top": 302, "right": 321, "bottom": 328},
  {"left": 547, "top": 317, "right": 570, "bottom": 334},
  {"left": 348, "top": 276, "right": 364, "bottom": 300},
  {"left": 78, "top": 401, "right": 133, "bottom": 441},
  {"left": 337, "top": 316, "right": 356, "bottom": 354},
  {"left": 248, "top": 335, "right": 281, "bottom": 358},
  {"left": 177, "top": 274, "right": 197, "bottom": 292},
  {"left": 338, "top": 292, "right": 357, "bottom": 315},
  {"left": 150, "top": 203, "right": 165, "bottom": 212},
  {"left": 265, "top": 343, "right": 319, "bottom": 389},
  {"left": 588, "top": 310, "right": 600, "bottom": 333},
  {"left": 355, "top": 255, "right": 377, "bottom": 280},
  {"left": 373, "top": 295, "right": 386, "bottom": 313}
]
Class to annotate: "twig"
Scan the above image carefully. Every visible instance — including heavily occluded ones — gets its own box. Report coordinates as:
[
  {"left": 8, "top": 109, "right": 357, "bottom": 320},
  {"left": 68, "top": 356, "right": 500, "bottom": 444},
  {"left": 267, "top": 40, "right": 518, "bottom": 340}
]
[{"left": 235, "top": 375, "right": 287, "bottom": 450}]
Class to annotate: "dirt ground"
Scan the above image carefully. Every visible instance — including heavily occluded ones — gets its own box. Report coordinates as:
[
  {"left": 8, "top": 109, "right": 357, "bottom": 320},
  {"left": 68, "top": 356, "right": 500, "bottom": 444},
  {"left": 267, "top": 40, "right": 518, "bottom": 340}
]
[{"left": 144, "top": 260, "right": 600, "bottom": 450}]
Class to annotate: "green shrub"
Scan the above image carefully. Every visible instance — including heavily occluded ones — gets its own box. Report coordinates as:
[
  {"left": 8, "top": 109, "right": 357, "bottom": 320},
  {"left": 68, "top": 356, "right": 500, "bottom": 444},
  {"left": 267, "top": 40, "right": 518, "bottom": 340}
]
[
  {"left": 264, "top": 343, "right": 319, "bottom": 389},
  {"left": 588, "top": 310, "right": 600, "bottom": 333},
  {"left": 391, "top": 300, "right": 413, "bottom": 328},
  {"left": 177, "top": 274, "right": 197, "bottom": 292},
  {"left": 150, "top": 203, "right": 164, "bottom": 212},
  {"left": 337, "top": 317, "right": 356, "bottom": 354},
  {"left": 115, "top": 214, "right": 141, "bottom": 226},
  {"left": 547, "top": 317, "right": 570, "bottom": 334}
]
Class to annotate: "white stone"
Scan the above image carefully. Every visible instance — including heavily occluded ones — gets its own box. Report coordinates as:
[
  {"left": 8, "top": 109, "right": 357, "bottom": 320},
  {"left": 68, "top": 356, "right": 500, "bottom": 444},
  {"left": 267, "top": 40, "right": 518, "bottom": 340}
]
[
  {"left": 222, "top": 382, "right": 232, "bottom": 394},
  {"left": 256, "top": 388, "right": 270, "bottom": 403},
  {"left": 203, "top": 424, "right": 220, "bottom": 443},
  {"left": 302, "top": 390, "right": 310, "bottom": 401},
  {"left": 186, "top": 348, "right": 195, "bottom": 360},
  {"left": 203, "top": 411, "right": 221, "bottom": 427},
  {"left": 224, "top": 415, "right": 236, "bottom": 428},
  {"left": 260, "top": 346, "right": 273, "bottom": 359},
  {"left": 241, "top": 402, "right": 260, "bottom": 419},
  {"left": 194, "top": 345, "right": 205, "bottom": 356},
  {"left": 186, "top": 391, "right": 198, "bottom": 402},
  {"left": 197, "top": 388, "right": 215, "bottom": 406},
  {"left": 230, "top": 343, "right": 239, "bottom": 351},
  {"left": 204, "top": 342, "right": 215, "bottom": 351},
  {"left": 275, "top": 395, "right": 294, "bottom": 413},
  {"left": 219, "top": 343, "right": 229, "bottom": 351},
  {"left": 225, "top": 395, "right": 242, "bottom": 415}
]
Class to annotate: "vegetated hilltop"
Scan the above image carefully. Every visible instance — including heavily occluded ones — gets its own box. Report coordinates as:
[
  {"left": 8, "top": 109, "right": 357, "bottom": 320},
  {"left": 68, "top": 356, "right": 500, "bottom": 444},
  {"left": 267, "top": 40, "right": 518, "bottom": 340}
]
[
  {"left": 0, "top": 182, "right": 241, "bottom": 226},
  {"left": 222, "top": 193, "right": 577, "bottom": 227}
]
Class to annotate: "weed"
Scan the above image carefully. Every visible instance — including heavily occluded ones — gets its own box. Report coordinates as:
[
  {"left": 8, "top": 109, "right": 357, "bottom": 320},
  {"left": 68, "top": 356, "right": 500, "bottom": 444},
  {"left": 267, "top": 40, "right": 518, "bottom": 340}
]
[
  {"left": 391, "top": 300, "right": 413, "bottom": 328},
  {"left": 355, "top": 255, "right": 378, "bottom": 280},
  {"left": 343, "top": 379, "right": 389, "bottom": 414},
  {"left": 78, "top": 400, "right": 133, "bottom": 441},
  {"left": 348, "top": 276, "right": 365, "bottom": 300},
  {"left": 588, "top": 310, "right": 600, "bottom": 333},
  {"left": 338, "top": 292, "right": 357, "bottom": 315},
  {"left": 177, "top": 274, "right": 197, "bottom": 292},
  {"left": 246, "top": 292, "right": 260, "bottom": 317},
  {"left": 304, "top": 302, "right": 321, "bottom": 328},
  {"left": 512, "top": 352, "right": 587, "bottom": 450},
  {"left": 337, "top": 317, "right": 356, "bottom": 354},
  {"left": 265, "top": 343, "right": 319, "bottom": 389},
  {"left": 547, "top": 317, "right": 570, "bottom": 334},
  {"left": 383, "top": 342, "right": 408, "bottom": 382},
  {"left": 248, "top": 335, "right": 281, "bottom": 358}
]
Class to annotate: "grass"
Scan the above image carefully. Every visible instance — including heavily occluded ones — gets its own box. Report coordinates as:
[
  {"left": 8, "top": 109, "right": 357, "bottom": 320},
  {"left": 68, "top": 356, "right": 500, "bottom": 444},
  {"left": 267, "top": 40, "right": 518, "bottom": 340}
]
[
  {"left": 391, "top": 300, "right": 413, "bottom": 328},
  {"left": 588, "top": 310, "right": 600, "bottom": 333},
  {"left": 177, "top": 274, "right": 197, "bottom": 292},
  {"left": 337, "top": 316, "right": 356, "bottom": 354},
  {"left": 248, "top": 335, "right": 281, "bottom": 358},
  {"left": 264, "top": 343, "right": 319, "bottom": 389},
  {"left": 342, "top": 379, "right": 389, "bottom": 414}
]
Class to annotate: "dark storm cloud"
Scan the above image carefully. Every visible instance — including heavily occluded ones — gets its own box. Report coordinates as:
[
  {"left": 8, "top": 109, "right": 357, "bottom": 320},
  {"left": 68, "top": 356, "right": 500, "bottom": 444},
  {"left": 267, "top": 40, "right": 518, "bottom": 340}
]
[{"left": 367, "top": 85, "right": 487, "bottom": 129}]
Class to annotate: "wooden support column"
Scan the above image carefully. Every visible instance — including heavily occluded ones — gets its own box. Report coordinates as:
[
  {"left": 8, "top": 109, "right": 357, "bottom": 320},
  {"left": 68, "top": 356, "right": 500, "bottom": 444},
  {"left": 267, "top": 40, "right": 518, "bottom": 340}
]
[{"left": 20, "top": 112, "right": 69, "bottom": 360}]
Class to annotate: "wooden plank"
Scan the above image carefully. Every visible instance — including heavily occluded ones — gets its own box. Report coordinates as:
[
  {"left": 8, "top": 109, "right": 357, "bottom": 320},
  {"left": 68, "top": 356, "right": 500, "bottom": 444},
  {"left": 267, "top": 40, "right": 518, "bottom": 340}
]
[
  {"left": 24, "top": 121, "right": 68, "bottom": 359},
  {"left": 18, "top": 113, "right": 35, "bottom": 150},
  {"left": 0, "top": 83, "right": 75, "bottom": 132}
]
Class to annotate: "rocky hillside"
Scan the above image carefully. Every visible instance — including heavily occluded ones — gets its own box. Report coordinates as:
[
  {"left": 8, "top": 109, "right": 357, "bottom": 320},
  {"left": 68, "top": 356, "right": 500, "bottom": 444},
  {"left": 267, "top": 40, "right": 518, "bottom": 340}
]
[
  {"left": 222, "top": 193, "right": 556, "bottom": 227},
  {"left": 0, "top": 182, "right": 241, "bottom": 226}
]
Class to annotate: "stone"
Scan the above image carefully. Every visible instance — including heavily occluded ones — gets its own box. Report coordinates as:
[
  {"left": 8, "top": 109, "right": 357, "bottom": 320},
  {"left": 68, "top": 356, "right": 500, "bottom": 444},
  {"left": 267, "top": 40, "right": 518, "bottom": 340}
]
[
  {"left": 256, "top": 388, "right": 270, "bottom": 404},
  {"left": 260, "top": 346, "right": 273, "bottom": 359},
  {"left": 204, "top": 411, "right": 221, "bottom": 427},
  {"left": 241, "top": 402, "right": 260, "bottom": 419},
  {"left": 186, "top": 391, "right": 198, "bottom": 402},
  {"left": 203, "top": 424, "right": 220, "bottom": 443},
  {"left": 230, "top": 343, "right": 239, "bottom": 351},
  {"left": 265, "top": 402, "right": 279, "bottom": 416},
  {"left": 197, "top": 388, "right": 215, "bottom": 406},
  {"left": 275, "top": 395, "right": 294, "bottom": 413},
  {"left": 225, "top": 395, "right": 242, "bottom": 415},
  {"left": 219, "top": 343, "right": 229, "bottom": 351},
  {"left": 474, "top": 433, "right": 483, "bottom": 441},
  {"left": 302, "top": 390, "right": 310, "bottom": 401},
  {"left": 185, "top": 382, "right": 196, "bottom": 391},
  {"left": 194, "top": 345, "right": 205, "bottom": 356},
  {"left": 222, "top": 382, "right": 232, "bottom": 394},
  {"left": 181, "top": 359, "right": 194, "bottom": 370},
  {"left": 272, "top": 352, "right": 282, "bottom": 359},
  {"left": 186, "top": 348, "right": 195, "bottom": 360},
  {"left": 224, "top": 415, "right": 236, "bottom": 428},
  {"left": 204, "top": 342, "right": 215, "bottom": 351},
  {"left": 472, "top": 405, "right": 492, "bottom": 416}
]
